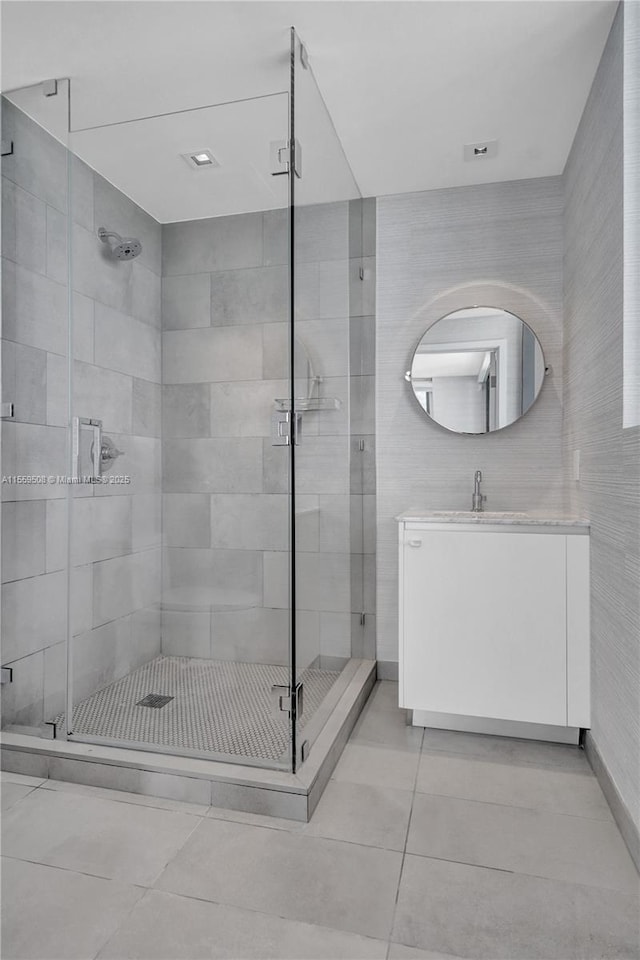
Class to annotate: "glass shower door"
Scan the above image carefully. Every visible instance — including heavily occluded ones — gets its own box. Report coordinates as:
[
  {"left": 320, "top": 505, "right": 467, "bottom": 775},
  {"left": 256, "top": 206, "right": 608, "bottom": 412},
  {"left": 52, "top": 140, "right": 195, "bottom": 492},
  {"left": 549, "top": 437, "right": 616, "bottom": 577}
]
[
  {"left": 0, "top": 81, "right": 72, "bottom": 739},
  {"left": 0, "top": 77, "right": 302, "bottom": 771},
  {"left": 62, "top": 93, "right": 295, "bottom": 768},
  {"left": 289, "top": 29, "right": 363, "bottom": 769}
]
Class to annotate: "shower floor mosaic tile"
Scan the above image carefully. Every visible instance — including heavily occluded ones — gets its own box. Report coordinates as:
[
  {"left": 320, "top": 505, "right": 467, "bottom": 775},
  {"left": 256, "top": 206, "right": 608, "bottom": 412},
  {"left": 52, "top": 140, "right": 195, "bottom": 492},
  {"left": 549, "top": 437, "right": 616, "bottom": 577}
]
[{"left": 56, "top": 656, "right": 339, "bottom": 761}]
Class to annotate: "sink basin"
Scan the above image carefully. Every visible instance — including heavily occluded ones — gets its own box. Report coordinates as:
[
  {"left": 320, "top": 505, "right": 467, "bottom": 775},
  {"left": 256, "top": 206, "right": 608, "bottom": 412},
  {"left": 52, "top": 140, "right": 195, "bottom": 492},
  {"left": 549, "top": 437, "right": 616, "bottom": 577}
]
[{"left": 431, "top": 511, "right": 529, "bottom": 519}]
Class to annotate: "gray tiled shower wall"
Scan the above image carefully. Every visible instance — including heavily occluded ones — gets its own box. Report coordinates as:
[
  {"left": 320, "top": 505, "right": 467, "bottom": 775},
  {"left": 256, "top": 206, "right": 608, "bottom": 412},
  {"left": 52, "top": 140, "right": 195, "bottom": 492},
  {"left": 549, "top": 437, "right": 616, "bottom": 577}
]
[
  {"left": 1, "top": 100, "right": 162, "bottom": 729},
  {"left": 1, "top": 100, "right": 376, "bottom": 731},
  {"left": 161, "top": 198, "right": 376, "bottom": 670}
]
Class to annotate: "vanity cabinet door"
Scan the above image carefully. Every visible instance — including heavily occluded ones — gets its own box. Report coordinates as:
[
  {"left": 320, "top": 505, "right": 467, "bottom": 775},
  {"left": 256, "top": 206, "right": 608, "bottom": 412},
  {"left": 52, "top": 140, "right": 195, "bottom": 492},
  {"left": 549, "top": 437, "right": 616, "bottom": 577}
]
[{"left": 400, "top": 529, "right": 567, "bottom": 725}]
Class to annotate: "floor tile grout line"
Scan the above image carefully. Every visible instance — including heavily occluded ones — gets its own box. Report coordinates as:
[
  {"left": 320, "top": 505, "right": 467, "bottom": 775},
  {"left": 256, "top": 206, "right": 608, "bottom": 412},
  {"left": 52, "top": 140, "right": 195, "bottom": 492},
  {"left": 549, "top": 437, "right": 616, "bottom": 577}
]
[
  {"left": 349, "top": 734, "right": 425, "bottom": 755},
  {"left": 6, "top": 847, "right": 636, "bottom": 955},
  {"left": 140, "top": 883, "right": 392, "bottom": 947},
  {"left": 91, "top": 883, "right": 151, "bottom": 960},
  {"left": 17, "top": 770, "right": 417, "bottom": 850},
  {"left": 387, "top": 725, "right": 425, "bottom": 944},
  {"left": 1, "top": 783, "right": 41, "bottom": 809},
  {"left": 387, "top": 934, "right": 475, "bottom": 960},
  {"left": 406, "top": 851, "right": 517, "bottom": 876},
  {"left": 36, "top": 780, "right": 209, "bottom": 818},
  {"left": 7, "top": 796, "right": 635, "bottom": 903},
  {"left": 412, "top": 786, "right": 616, "bottom": 822},
  {"left": 146, "top": 812, "right": 207, "bottom": 889},
  {"left": 419, "top": 744, "right": 594, "bottom": 766},
  {"left": 33, "top": 775, "right": 206, "bottom": 812},
  {"left": 395, "top": 849, "right": 640, "bottom": 893},
  {"left": 419, "top": 745, "right": 591, "bottom": 772},
  {"left": 196, "top": 804, "right": 410, "bottom": 854},
  {"left": 0, "top": 852, "right": 150, "bottom": 888},
  {"left": 206, "top": 807, "right": 304, "bottom": 832},
  {"left": 0, "top": 774, "right": 47, "bottom": 787}
]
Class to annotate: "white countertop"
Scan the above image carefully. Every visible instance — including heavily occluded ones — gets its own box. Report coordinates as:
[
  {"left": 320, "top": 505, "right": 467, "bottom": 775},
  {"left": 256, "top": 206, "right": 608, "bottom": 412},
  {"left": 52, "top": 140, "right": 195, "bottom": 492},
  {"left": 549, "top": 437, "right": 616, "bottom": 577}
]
[{"left": 396, "top": 510, "right": 590, "bottom": 528}]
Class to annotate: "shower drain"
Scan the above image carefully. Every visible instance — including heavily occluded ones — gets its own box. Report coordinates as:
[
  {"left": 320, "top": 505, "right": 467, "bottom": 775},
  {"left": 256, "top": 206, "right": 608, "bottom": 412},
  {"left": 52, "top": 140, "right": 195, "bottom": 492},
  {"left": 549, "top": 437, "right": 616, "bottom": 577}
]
[{"left": 136, "top": 694, "right": 174, "bottom": 709}]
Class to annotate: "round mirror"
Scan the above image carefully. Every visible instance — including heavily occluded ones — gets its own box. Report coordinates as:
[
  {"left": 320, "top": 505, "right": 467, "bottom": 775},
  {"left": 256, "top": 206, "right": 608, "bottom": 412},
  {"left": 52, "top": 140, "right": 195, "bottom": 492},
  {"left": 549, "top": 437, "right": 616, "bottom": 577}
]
[{"left": 407, "top": 307, "right": 546, "bottom": 434}]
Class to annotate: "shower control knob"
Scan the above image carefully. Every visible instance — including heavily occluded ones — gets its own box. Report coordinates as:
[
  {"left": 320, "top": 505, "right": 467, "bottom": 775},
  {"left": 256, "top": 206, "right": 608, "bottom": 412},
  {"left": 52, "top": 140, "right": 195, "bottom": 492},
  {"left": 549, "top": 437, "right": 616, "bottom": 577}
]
[{"left": 99, "top": 435, "right": 124, "bottom": 471}]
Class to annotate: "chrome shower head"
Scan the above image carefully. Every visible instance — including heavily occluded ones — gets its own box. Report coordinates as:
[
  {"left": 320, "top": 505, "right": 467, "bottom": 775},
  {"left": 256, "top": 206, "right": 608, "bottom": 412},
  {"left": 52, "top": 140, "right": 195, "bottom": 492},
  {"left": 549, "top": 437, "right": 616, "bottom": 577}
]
[{"left": 98, "top": 227, "right": 142, "bottom": 260}]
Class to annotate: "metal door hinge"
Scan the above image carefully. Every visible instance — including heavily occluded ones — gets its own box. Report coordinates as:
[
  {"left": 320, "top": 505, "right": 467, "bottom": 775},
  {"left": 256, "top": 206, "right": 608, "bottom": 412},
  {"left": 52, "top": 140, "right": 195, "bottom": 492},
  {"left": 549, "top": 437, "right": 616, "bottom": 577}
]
[
  {"left": 270, "top": 139, "right": 302, "bottom": 178},
  {"left": 300, "top": 739, "right": 310, "bottom": 762},
  {"left": 359, "top": 265, "right": 365, "bottom": 281},
  {"left": 1, "top": 140, "right": 14, "bottom": 157},
  {"left": 1, "top": 402, "right": 15, "bottom": 419},
  {"left": 270, "top": 140, "right": 289, "bottom": 176},
  {"left": 1, "top": 667, "right": 13, "bottom": 685},
  {"left": 360, "top": 613, "right": 366, "bottom": 626},
  {"left": 42, "top": 79, "right": 58, "bottom": 97},
  {"left": 272, "top": 682, "right": 304, "bottom": 719},
  {"left": 271, "top": 409, "right": 302, "bottom": 446},
  {"left": 358, "top": 438, "right": 365, "bottom": 452}
]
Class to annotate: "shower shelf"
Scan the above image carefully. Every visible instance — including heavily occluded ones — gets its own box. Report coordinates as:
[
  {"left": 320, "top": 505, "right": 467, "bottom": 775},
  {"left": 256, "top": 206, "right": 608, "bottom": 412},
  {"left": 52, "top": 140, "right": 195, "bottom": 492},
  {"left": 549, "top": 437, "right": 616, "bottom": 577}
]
[{"left": 274, "top": 397, "right": 341, "bottom": 412}]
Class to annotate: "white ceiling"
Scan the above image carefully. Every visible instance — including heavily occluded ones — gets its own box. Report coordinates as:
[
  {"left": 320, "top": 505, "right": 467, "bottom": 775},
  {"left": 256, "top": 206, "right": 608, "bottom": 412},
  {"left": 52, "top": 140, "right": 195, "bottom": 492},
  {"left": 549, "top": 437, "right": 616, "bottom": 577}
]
[
  {"left": 0, "top": 1, "right": 617, "bottom": 222},
  {"left": 75, "top": 94, "right": 291, "bottom": 222}
]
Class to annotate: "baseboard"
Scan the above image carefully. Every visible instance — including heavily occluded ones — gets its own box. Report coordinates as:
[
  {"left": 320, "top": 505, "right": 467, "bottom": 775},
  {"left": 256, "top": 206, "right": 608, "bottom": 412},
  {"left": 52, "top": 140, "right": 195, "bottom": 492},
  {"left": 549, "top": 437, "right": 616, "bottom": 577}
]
[
  {"left": 376, "top": 660, "right": 399, "bottom": 681},
  {"left": 585, "top": 731, "right": 640, "bottom": 872}
]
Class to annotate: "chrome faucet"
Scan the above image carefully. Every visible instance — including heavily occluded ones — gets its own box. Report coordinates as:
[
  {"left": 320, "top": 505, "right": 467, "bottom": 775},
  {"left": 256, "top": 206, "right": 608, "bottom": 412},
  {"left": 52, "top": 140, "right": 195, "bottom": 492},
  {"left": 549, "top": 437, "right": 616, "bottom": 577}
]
[{"left": 471, "top": 470, "right": 487, "bottom": 512}]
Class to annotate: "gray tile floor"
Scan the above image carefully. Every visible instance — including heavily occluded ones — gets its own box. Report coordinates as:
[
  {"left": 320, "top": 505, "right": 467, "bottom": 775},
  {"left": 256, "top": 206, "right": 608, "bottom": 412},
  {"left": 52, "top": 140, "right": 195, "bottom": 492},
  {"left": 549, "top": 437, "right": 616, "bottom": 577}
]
[{"left": 2, "top": 681, "right": 639, "bottom": 960}]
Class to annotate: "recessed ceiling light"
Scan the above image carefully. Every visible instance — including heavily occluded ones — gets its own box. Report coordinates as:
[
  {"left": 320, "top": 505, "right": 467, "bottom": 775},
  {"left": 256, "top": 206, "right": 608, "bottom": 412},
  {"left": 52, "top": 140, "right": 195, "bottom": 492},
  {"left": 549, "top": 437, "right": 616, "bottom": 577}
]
[
  {"left": 463, "top": 140, "right": 498, "bottom": 162},
  {"left": 181, "top": 149, "right": 219, "bottom": 170}
]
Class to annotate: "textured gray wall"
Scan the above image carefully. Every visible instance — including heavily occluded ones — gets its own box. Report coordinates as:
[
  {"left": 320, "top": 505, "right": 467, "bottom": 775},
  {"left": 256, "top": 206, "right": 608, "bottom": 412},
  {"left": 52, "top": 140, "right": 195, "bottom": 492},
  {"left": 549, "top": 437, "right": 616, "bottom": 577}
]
[
  {"left": 1, "top": 100, "right": 162, "bottom": 728},
  {"left": 563, "top": 5, "right": 639, "bottom": 834},
  {"left": 624, "top": 0, "right": 640, "bottom": 427},
  {"left": 376, "top": 178, "right": 564, "bottom": 664}
]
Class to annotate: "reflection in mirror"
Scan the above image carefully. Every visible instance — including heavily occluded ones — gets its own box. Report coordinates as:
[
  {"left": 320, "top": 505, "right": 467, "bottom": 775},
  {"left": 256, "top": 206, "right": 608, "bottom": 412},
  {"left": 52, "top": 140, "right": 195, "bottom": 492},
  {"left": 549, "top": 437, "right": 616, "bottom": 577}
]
[{"left": 408, "top": 307, "right": 545, "bottom": 434}]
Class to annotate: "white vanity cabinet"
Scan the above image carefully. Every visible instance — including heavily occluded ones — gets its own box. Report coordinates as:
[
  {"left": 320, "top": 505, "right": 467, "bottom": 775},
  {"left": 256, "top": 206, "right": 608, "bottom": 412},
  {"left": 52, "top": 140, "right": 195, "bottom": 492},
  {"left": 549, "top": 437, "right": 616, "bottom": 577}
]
[{"left": 397, "top": 514, "right": 590, "bottom": 738}]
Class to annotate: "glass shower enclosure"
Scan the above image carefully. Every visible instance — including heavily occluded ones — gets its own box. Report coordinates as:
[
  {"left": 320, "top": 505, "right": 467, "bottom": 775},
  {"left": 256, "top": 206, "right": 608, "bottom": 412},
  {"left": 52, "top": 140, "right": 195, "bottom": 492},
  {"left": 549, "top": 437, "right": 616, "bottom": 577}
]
[{"left": 0, "top": 30, "right": 368, "bottom": 774}]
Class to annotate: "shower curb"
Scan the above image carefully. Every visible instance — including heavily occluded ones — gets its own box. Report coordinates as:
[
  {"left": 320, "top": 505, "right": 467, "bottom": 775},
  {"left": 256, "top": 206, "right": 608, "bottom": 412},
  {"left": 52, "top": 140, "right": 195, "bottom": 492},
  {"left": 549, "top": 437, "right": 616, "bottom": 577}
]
[{"left": 1, "top": 660, "right": 376, "bottom": 822}]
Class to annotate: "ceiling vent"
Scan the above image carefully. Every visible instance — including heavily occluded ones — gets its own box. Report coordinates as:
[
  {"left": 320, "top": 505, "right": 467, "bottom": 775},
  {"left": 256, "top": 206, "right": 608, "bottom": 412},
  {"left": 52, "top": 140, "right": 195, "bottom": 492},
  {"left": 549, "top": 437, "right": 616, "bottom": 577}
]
[
  {"left": 463, "top": 140, "right": 498, "bottom": 162},
  {"left": 181, "top": 150, "right": 219, "bottom": 169}
]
